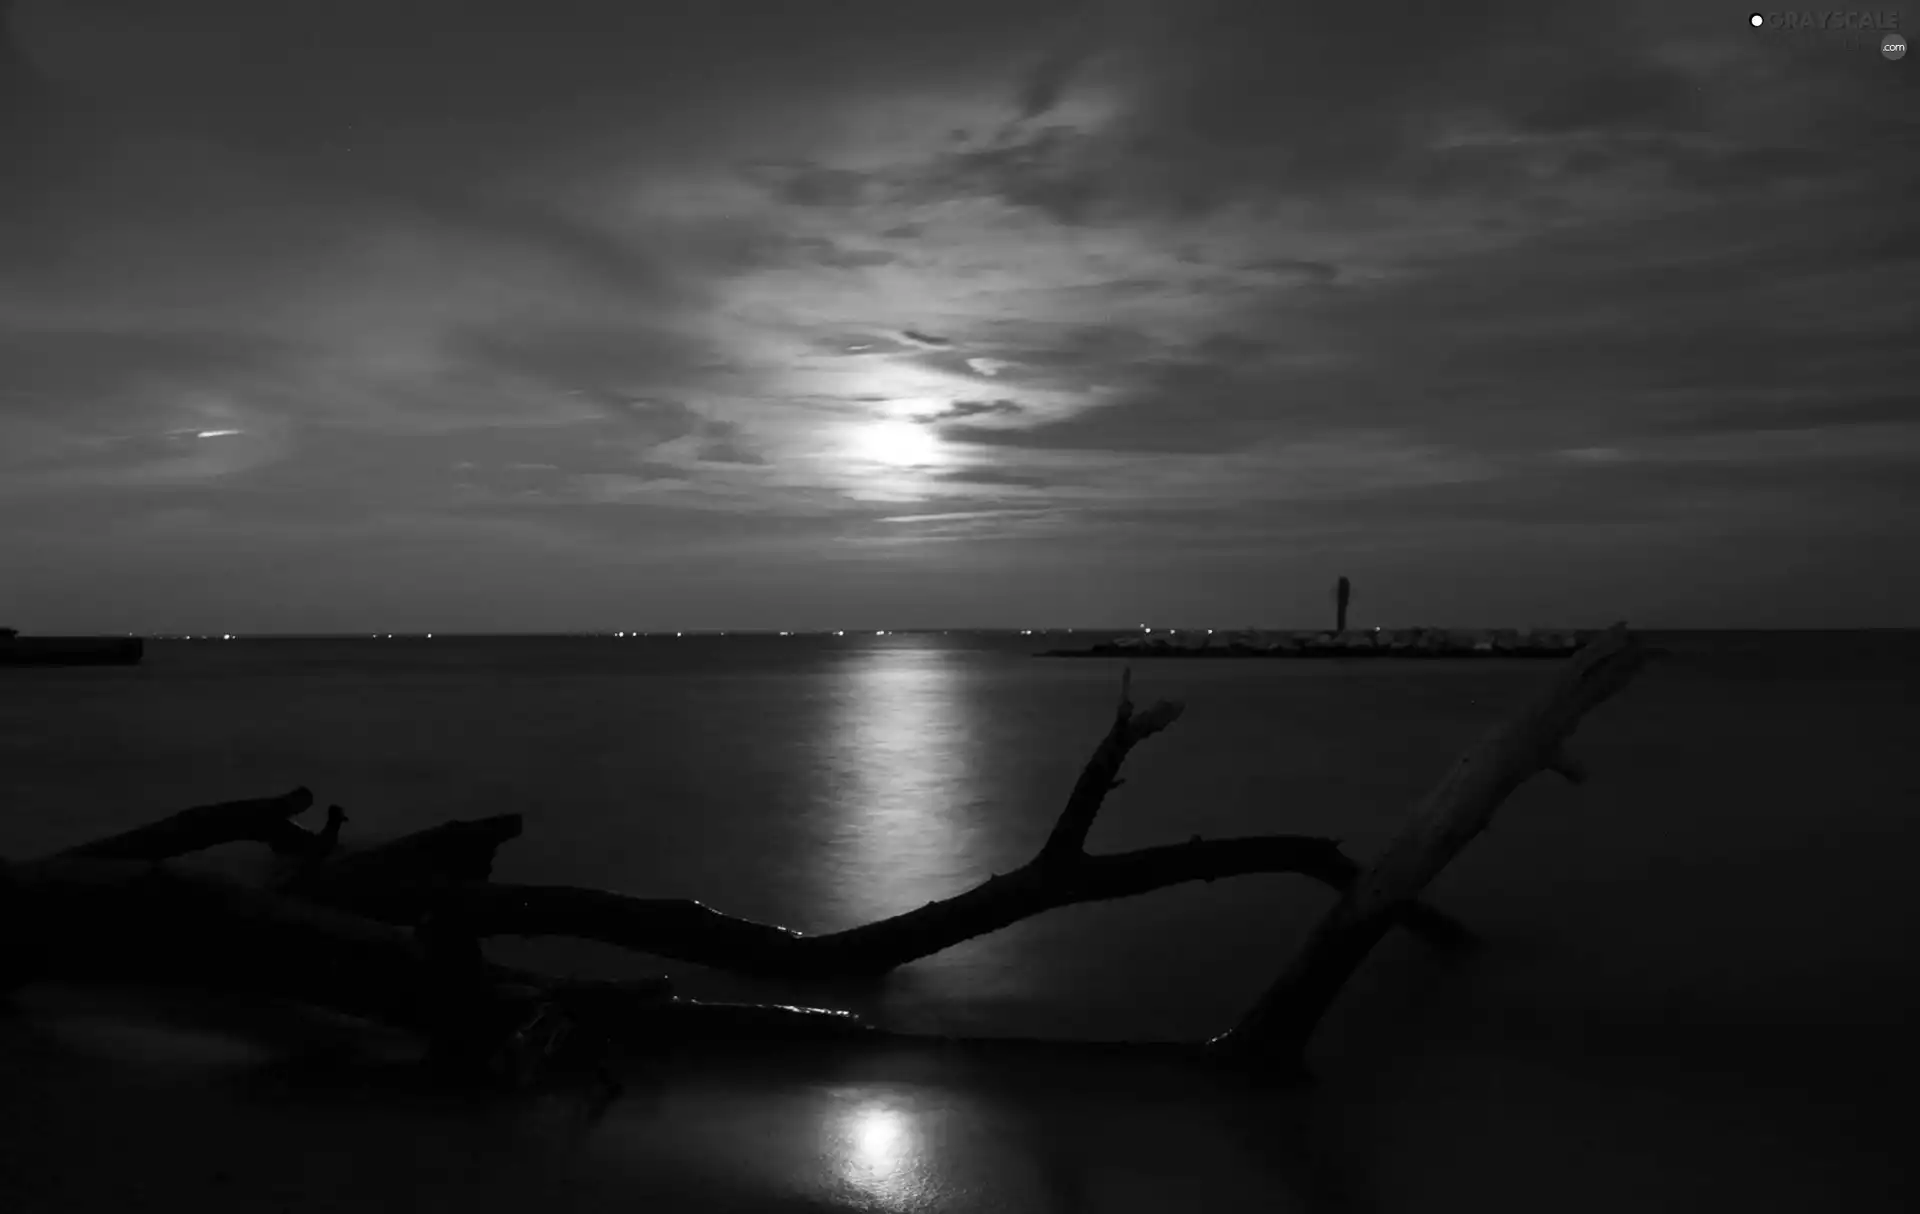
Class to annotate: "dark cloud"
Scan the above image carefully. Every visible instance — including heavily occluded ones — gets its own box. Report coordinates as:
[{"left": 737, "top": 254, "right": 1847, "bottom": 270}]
[
  {"left": 0, "top": 0, "right": 36, "bottom": 112},
  {"left": 916, "top": 125, "right": 1109, "bottom": 225},
  {"left": 755, "top": 162, "right": 873, "bottom": 209},
  {"left": 0, "top": 327, "right": 301, "bottom": 403},
  {"left": 920, "top": 399, "right": 1024, "bottom": 423},
  {"left": 602, "top": 397, "right": 705, "bottom": 443},
  {"left": 944, "top": 356, "right": 1298, "bottom": 454},
  {"left": 900, "top": 329, "right": 954, "bottom": 347},
  {"left": 806, "top": 332, "right": 915, "bottom": 358},
  {"left": 1245, "top": 259, "right": 1341, "bottom": 287},
  {"left": 958, "top": 320, "right": 1152, "bottom": 375},
  {"left": 453, "top": 324, "right": 721, "bottom": 396},
  {"left": 596, "top": 398, "right": 765, "bottom": 465},
  {"left": 412, "top": 191, "right": 688, "bottom": 299},
  {"left": 902, "top": 348, "right": 1022, "bottom": 382},
  {"left": 1292, "top": 447, "right": 1920, "bottom": 532},
  {"left": 1116, "top": 1, "right": 1707, "bottom": 205},
  {"left": 790, "top": 237, "right": 897, "bottom": 270},
  {"left": 1015, "top": 39, "right": 1091, "bottom": 121},
  {"left": 692, "top": 420, "right": 769, "bottom": 466},
  {"left": 930, "top": 466, "right": 1054, "bottom": 489},
  {"left": 1652, "top": 396, "right": 1915, "bottom": 438}
]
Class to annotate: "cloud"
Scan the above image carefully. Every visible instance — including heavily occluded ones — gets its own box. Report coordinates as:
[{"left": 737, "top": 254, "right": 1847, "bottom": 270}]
[
  {"left": 593, "top": 398, "right": 769, "bottom": 467},
  {"left": 790, "top": 237, "right": 897, "bottom": 270},
  {"left": 915, "top": 124, "right": 1111, "bottom": 225},
  {"left": 919, "top": 399, "right": 1024, "bottom": 423},
  {"left": 1650, "top": 396, "right": 1916, "bottom": 438},
  {"left": 930, "top": 465, "right": 1055, "bottom": 488},
  {"left": 756, "top": 162, "right": 874, "bottom": 208},
  {"left": 1015, "top": 35, "right": 1097, "bottom": 121},
  {"left": 692, "top": 420, "right": 770, "bottom": 466},
  {"left": 3, "top": 0, "right": 1917, "bottom": 627}
]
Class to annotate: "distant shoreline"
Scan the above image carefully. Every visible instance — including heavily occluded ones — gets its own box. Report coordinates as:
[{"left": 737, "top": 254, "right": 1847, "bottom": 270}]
[
  {"left": 1037, "top": 627, "right": 1591, "bottom": 660},
  {"left": 19, "top": 626, "right": 1920, "bottom": 643}
]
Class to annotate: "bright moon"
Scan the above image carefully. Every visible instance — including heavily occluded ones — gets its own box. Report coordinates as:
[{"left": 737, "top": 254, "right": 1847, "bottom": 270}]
[{"left": 854, "top": 419, "right": 941, "bottom": 467}]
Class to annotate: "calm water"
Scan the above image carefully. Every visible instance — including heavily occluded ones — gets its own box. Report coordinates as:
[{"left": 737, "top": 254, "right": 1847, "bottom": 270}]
[{"left": 3, "top": 632, "right": 1917, "bottom": 1211}]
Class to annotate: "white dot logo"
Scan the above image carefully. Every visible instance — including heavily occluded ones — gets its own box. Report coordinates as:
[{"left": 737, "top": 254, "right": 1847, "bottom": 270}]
[{"left": 1749, "top": 12, "right": 1765, "bottom": 27}]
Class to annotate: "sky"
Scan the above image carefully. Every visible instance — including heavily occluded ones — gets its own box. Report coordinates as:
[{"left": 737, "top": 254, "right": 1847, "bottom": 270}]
[{"left": 1, "top": 0, "right": 1915, "bottom": 634}]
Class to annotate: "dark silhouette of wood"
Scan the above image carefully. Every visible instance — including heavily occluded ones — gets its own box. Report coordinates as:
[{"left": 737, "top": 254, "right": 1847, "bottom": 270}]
[
  {"left": 1040, "top": 668, "right": 1183, "bottom": 865},
  {"left": 417, "top": 836, "right": 1474, "bottom": 978},
  {"left": 1209, "top": 623, "right": 1655, "bottom": 1070},
  {"left": 2, "top": 625, "right": 1655, "bottom": 1090},
  {"left": 1335, "top": 576, "right": 1351, "bottom": 632},
  {"left": 4, "top": 855, "right": 621, "bottom": 1085},
  {"left": 284, "top": 813, "right": 522, "bottom": 919},
  {"left": 62, "top": 788, "right": 342, "bottom": 861}
]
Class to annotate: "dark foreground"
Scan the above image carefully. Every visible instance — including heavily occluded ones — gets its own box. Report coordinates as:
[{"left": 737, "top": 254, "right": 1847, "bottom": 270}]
[{"left": 2, "top": 630, "right": 1916, "bottom": 1211}]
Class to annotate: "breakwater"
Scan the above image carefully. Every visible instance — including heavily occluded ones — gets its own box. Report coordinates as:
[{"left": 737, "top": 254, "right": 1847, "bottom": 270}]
[{"left": 1038, "top": 627, "right": 1593, "bottom": 659}]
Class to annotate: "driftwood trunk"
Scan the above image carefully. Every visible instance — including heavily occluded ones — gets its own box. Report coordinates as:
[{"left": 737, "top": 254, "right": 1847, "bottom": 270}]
[
  {"left": 1, "top": 624, "right": 1655, "bottom": 1086},
  {"left": 1211, "top": 625, "right": 1654, "bottom": 1066}
]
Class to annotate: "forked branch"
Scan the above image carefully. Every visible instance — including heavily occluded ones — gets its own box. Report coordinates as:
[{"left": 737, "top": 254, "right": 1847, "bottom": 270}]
[{"left": 7, "top": 630, "right": 1654, "bottom": 1088}]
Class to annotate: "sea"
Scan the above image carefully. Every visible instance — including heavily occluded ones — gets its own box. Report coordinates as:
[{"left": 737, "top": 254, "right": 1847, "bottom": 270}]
[{"left": 2, "top": 630, "right": 1916, "bottom": 1212}]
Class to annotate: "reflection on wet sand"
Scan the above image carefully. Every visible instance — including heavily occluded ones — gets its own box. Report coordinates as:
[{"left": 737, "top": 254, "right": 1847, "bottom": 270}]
[{"left": 827, "top": 1091, "right": 931, "bottom": 1209}]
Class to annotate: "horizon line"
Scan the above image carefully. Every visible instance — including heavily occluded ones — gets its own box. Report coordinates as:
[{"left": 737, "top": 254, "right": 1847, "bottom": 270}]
[{"left": 34, "top": 624, "right": 1920, "bottom": 640}]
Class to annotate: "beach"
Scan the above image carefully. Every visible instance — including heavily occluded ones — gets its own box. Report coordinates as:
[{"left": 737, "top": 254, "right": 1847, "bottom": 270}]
[{"left": 3, "top": 631, "right": 1916, "bottom": 1211}]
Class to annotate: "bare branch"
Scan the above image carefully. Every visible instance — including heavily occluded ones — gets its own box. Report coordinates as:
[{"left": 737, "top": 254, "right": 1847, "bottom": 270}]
[
  {"left": 384, "top": 832, "right": 1469, "bottom": 978},
  {"left": 61, "top": 788, "right": 324, "bottom": 860},
  {"left": 1038, "top": 667, "right": 1187, "bottom": 865}
]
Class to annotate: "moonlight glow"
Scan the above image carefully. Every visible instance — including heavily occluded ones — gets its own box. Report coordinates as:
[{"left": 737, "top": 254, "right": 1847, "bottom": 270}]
[{"left": 853, "top": 419, "right": 942, "bottom": 468}]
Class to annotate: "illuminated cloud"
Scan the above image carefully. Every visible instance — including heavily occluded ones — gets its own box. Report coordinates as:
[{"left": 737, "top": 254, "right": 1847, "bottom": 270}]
[{"left": 0, "top": 0, "right": 1914, "bottom": 629}]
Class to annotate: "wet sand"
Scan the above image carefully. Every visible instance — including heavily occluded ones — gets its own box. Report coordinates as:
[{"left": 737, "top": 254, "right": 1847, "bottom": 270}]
[
  {"left": 5, "top": 938, "right": 1910, "bottom": 1214},
  {"left": 3, "top": 984, "right": 1351, "bottom": 1213}
]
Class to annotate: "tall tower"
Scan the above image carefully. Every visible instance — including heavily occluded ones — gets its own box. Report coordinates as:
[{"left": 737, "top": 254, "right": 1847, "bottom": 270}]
[{"left": 1334, "top": 575, "right": 1351, "bottom": 633}]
